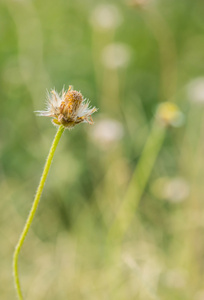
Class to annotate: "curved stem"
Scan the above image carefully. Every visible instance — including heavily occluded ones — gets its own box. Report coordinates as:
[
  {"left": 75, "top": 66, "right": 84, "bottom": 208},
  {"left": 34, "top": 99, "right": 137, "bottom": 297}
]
[{"left": 13, "top": 125, "right": 65, "bottom": 300}]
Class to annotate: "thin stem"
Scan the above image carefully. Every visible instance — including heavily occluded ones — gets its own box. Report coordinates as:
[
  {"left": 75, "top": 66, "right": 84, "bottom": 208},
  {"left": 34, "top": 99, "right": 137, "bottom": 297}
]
[
  {"left": 108, "top": 120, "right": 166, "bottom": 245},
  {"left": 13, "top": 125, "right": 65, "bottom": 300}
]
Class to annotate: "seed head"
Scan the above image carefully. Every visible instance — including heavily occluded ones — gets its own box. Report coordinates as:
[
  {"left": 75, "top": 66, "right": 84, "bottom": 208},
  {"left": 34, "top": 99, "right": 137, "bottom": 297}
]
[{"left": 36, "top": 86, "right": 98, "bottom": 128}]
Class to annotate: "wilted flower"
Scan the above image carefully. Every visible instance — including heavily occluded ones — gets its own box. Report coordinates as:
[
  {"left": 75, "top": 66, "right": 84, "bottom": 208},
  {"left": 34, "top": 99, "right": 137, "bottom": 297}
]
[{"left": 36, "top": 86, "right": 97, "bottom": 128}]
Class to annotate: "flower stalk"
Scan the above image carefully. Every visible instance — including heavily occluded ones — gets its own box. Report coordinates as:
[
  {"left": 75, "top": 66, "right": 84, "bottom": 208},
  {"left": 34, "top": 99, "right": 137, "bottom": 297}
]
[
  {"left": 13, "top": 86, "right": 97, "bottom": 299},
  {"left": 108, "top": 120, "right": 166, "bottom": 245},
  {"left": 13, "top": 125, "right": 65, "bottom": 300}
]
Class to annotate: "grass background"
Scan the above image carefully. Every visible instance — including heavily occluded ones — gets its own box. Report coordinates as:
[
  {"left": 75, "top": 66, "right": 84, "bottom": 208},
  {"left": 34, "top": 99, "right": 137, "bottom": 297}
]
[{"left": 1, "top": 0, "right": 204, "bottom": 299}]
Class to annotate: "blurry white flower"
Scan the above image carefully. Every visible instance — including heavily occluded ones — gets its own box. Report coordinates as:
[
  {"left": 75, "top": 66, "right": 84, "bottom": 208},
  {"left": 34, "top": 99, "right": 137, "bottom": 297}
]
[
  {"left": 36, "top": 86, "right": 97, "bottom": 128},
  {"left": 151, "top": 177, "right": 189, "bottom": 203},
  {"left": 91, "top": 118, "right": 124, "bottom": 148},
  {"left": 164, "top": 178, "right": 189, "bottom": 203},
  {"left": 101, "top": 43, "right": 131, "bottom": 69},
  {"left": 187, "top": 77, "right": 204, "bottom": 104},
  {"left": 156, "top": 102, "right": 184, "bottom": 127},
  {"left": 90, "top": 4, "right": 122, "bottom": 31}
]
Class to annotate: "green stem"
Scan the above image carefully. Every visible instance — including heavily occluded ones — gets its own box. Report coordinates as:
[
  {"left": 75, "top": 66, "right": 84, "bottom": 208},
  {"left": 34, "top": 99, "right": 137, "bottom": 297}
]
[
  {"left": 13, "top": 125, "right": 65, "bottom": 300},
  {"left": 108, "top": 121, "right": 166, "bottom": 245}
]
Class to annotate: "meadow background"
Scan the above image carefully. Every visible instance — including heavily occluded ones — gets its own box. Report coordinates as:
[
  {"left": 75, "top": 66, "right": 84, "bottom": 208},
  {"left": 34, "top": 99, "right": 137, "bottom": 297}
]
[{"left": 1, "top": 0, "right": 204, "bottom": 299}]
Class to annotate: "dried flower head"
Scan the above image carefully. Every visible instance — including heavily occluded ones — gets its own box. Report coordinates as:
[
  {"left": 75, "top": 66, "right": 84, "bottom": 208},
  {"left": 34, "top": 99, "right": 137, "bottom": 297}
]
[{"left": 36, "top": 86, "right": 97, "bottom": 128}]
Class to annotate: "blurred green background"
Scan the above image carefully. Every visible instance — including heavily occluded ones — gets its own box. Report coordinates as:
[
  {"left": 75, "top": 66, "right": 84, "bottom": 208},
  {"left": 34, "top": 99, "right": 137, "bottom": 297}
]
[{"left": 1, "top": 0, "right": 204, "bottom": 299}]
